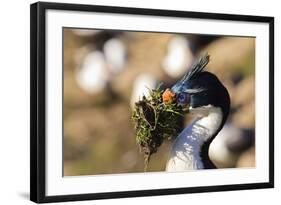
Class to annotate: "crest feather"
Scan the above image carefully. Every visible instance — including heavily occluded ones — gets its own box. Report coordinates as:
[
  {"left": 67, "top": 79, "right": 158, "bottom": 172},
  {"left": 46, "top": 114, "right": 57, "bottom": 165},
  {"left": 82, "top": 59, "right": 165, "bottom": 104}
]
[
  {"left": 171, "top": 54, "right": 210, "bottom": 93},
  {"left": 183, "top": 54, "right": 210, "bottom": 81}
]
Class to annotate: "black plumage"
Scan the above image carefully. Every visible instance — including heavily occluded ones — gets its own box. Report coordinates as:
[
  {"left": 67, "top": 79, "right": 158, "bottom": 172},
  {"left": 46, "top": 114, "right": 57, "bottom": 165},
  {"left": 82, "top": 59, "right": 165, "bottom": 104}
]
[{"left": 170, "top": 54, "right": 230, "bottom": 169}]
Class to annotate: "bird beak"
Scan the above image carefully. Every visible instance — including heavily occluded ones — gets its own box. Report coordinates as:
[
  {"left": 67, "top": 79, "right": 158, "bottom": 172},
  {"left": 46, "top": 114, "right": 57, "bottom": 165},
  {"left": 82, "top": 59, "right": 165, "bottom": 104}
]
[{"left": 182, "top": 106, "right": 190, "bottom": 113}]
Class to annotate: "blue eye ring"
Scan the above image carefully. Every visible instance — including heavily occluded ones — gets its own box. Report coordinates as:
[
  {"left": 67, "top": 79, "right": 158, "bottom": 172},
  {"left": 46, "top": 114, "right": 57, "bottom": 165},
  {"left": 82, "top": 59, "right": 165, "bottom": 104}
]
[{"left": 177, "top": 92, "right": 189, "bottom": 105}]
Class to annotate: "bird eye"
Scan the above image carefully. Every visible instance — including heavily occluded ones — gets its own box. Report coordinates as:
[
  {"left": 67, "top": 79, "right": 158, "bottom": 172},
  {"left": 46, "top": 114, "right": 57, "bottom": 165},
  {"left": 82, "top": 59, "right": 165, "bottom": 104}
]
[{"left": 177, "top": 92, "right": 189, "bottom": 105}]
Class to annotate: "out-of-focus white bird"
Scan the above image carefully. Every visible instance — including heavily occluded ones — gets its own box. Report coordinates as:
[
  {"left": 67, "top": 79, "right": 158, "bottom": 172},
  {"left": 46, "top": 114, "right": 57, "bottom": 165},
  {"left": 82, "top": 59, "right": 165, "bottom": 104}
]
[
  {"left": 75, "top": 37, "right": 127, "bottom": 95},
  {"left": 75, "top": 51, "right": 109, "bottom": 94},
  {"left": 209, "top": 125, "right": 241, "bottom": 167},
  {"left": 72, "top": 29, "right": 101, "bottom": 37},
  {"left": 103, "top": 38, "right": 127, "bottom": 74},
  {"left": 209, "top": 124, "right": 254, "bottom": 168},
  {"left": 130, "top": 74, "right": 157, "bottom": 108},
  {"left": 162, "top": 36, "right": 194, "bottom": 78}
]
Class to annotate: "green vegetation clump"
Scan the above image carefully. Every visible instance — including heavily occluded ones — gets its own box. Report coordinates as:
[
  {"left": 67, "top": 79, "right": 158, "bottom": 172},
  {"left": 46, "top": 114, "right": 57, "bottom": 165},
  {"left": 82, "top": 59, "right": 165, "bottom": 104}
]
[{"left": 131, "top": 86, "right": 184, "bottom": 170}]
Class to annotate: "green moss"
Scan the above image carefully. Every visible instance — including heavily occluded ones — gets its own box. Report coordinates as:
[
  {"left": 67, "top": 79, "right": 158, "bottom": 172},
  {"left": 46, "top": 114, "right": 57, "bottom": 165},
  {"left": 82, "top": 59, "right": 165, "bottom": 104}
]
[{"left": 131, "top": 86, "right": 184, "bottom": 170}]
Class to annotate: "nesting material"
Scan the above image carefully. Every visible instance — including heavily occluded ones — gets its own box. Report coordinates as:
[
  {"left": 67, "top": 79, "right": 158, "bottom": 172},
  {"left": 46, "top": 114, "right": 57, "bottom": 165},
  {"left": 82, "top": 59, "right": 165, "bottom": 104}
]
[
  {"left": 131, "top": 54, "right": 210, "bottom": 170},
  {"left": 131, "top": 86, "right": 184, "bottom": 170}
]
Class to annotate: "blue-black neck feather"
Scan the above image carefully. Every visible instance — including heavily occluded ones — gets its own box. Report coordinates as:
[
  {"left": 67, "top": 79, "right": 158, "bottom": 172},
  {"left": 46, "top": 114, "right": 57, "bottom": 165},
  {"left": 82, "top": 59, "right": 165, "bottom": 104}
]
[{"left": 170, "top": 54, "right": 230, "bottom": 169}]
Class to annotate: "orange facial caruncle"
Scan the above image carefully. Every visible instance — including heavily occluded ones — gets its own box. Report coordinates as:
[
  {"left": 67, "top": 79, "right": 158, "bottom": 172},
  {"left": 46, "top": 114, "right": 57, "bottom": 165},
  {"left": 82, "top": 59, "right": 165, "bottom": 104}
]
[{"left": 162, "top": 88, "right": 176, "bottom": 104}]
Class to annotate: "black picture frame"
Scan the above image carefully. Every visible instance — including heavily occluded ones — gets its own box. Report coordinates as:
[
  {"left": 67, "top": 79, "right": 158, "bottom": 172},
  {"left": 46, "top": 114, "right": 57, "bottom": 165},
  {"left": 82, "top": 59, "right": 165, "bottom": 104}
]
[{"left": 30, "top": 1, "right": 274, "bottom": 203}]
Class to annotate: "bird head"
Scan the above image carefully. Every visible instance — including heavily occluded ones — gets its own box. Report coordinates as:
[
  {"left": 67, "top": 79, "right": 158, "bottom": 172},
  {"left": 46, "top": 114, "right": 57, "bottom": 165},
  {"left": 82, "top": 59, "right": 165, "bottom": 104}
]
[{"left": 163, "top": 54, "right": 230, "bottom": 120}]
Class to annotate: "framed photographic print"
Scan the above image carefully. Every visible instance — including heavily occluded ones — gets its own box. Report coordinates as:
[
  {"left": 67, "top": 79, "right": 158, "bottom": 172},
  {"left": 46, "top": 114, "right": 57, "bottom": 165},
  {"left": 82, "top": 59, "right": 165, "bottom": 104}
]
[{"left": 30, "top": 1, "right": 274, "bottom": 203}]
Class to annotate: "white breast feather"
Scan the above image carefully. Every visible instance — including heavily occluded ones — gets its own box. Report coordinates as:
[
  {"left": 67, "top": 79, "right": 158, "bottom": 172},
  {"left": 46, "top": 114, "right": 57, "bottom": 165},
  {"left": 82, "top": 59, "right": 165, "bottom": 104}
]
[{"left": 166, "top": 106, "right": 223, "bottom": 171}]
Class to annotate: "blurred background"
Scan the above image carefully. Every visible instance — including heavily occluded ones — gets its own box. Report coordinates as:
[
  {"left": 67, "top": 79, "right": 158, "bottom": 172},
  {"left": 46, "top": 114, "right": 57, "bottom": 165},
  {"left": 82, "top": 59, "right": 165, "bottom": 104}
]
[{"left": 63, "top": 28, "right": 255, "bottom": 176}]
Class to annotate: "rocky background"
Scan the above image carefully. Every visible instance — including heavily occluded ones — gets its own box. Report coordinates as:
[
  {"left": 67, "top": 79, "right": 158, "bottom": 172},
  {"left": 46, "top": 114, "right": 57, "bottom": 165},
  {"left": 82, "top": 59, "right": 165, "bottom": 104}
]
[{"left": 63, "top": 28, "right": 255, "bottom": 176}]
